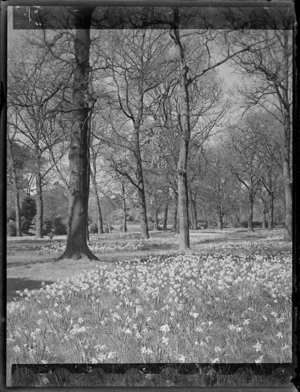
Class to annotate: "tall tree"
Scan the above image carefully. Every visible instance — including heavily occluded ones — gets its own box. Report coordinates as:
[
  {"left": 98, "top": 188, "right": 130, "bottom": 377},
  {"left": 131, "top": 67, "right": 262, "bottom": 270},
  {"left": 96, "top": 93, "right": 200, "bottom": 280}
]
[
  {"left": 102, "top": 28, "right": 173, "bottom": 239},
  {"left": 233, "top": 27, "right": 293, "bottom": 240},
  {"left": 226, "top": 113, "right": 271, "bottom": 231},
  {"left": 58, "top": 7, "right": 98, "bottom": 260},
  {"left": 167, "top": 7, "right": 258, "bottom": 250},
  {"left": 8, "top": 37, "right": 68, "bottom": 238}
]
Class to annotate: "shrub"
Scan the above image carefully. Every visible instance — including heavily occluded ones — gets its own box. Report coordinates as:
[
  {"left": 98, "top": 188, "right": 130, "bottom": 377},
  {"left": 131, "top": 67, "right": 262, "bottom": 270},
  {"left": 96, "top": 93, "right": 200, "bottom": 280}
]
[
  {"left": 90, "top": 223, "right": 98, "bottom": 234},
  {"left": 21, "top": 216, "right": 31, "bottom": 233},
  {"left": 52, "top": 216, "right": 67, "bottom": 235},
  {"left": 21, "top": 195, "right": 36, "bottom": 221},
  {"left": 7, "top": 221, "right": 16, "bottom": 237},
  {"left": 42, "top": 219, "right": 53, "bottom": 235}
]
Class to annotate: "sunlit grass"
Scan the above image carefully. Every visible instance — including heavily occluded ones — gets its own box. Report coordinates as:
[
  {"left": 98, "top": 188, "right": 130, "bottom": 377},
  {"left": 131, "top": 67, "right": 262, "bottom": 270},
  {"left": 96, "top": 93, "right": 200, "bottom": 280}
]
[{"left": 7, "top": 236, "right": 292, "bottom": 365}]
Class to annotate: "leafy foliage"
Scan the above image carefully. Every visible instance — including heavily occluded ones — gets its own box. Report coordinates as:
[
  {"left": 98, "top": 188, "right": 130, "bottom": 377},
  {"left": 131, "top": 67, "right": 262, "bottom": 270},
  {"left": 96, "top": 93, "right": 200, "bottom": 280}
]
[
  {"left": 22, "top": 195, "right": 36, "bottom": 222},
  {"left": 20, "top": 216, "right": 31, "bottom": 234}
]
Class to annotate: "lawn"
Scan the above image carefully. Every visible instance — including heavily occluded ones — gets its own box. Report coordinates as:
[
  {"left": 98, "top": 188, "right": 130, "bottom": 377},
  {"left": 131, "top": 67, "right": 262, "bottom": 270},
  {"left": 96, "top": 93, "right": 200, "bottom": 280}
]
[{"left": 6, "top": 228, "right": 293, "bottom": 386}]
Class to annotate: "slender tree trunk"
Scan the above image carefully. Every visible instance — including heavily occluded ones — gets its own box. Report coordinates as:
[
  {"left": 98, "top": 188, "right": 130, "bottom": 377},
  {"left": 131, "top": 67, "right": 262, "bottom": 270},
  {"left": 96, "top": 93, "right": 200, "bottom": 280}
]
[
  {"left": 35, "top": 171, "right": 43, "bottom": 238},
  {"left": 91, "top": 171, "right": 104, "bottom": 234},
  {"left": 282, "top": 113, "right": 292, "bottom": 241},
  {"left": 137, "top": 166, "right": 149, "bottom": 239},
  {"left": 133, "top": 118, "right": 149, "bottom": 239},
  {"left": 59, "top": 7, "right": 98, "bottom": 260},
  {"left": 121, "top": 182, "right": 127, "bottom": 233},
  {"left": 262, "top": 210, "right": 266, "bottom": 229},
  {"left": 162, "top": 198, "right": 169, "bottom": 231},
  {"left": 172, "top": 16, "right": 191, "bottom": 252},
  {"left": 217, "top": 206, "right": 223, "bottom": 230},
  {"left": 268, "top": 194, "right": 274, "bottom": 230},
  {"left": 282, "top": 30, "right": 292, "bottom": 242},
  {"left": 248, "top": 193, "right": 254, "bottom": 232},
  {"left": 122, "top": 200, "right": 127, "bottom": 233},
  {"left": 177, "top": 116, "right": 190, "bottom": 249},
  {"left": 154, "top": 207, "right": 159, "bottom": 231},
  {"left": 107, "top": 215, "right": 111, "bottom": 234},
  {"left": 173, "top": 192, "right": 179, "bottom": 232},
  {"left": 7, "top": 138, "right": 22, "bottom": 236}
]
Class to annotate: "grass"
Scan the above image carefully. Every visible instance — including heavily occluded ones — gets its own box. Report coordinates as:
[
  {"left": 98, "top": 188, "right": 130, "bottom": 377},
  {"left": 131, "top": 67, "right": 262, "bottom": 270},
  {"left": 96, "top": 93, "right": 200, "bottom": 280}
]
[{"left": 6, "top": 229, "right": 293, "bottom": 386}]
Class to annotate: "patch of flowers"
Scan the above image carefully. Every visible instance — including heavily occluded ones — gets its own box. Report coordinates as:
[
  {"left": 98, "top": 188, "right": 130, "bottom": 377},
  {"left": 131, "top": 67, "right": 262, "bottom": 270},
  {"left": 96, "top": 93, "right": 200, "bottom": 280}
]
[
  {"left": 36, "top": 232, "right": 290, "bottom": 255},
  {"left": 7, "top": 246, "right": 292, "bottom": 364}
]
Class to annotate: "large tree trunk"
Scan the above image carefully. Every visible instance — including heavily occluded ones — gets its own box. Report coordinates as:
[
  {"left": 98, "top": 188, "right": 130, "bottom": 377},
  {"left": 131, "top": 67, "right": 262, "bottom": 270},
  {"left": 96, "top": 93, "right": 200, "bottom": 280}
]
[
  {"left": 35, "top": 171, "right": 43, "bottom": 238},
  {"left": 248, "top": 193, "right": 254, "bottom": 232},
  {"left": 59, "top": 7, "right": 98, "bottom": 260},
  {"left": 7, "top": 138, "right": 22, "bottom": 236},
  {"left": 172, "top": 15, "right": 190, "bottom": 252}
]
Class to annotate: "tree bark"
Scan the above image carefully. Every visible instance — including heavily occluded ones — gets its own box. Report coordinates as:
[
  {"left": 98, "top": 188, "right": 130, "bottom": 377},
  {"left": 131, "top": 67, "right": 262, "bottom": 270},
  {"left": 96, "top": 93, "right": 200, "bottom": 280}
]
[
  {"left": 162, "top": 197, "right": 169, "bottom": 231},
  {"left": 282, "top": 109, "right": 292, "bottom": 241},
  {"left": 173, "top": 191, "right": 179, "bottom": 233},
  {"left": 91, "top": 171, "right": 104, "bottom": 234},
  {"left": 121, "top": 182, "right": 127, "bottom": 233},
  {"left": 248, "top": 193, "right": 254, "bottom": 232},
  {"left": 217, "top": 207, "right": 224, "bottom": 230},
  {"left": 189, "top": 197, "right": 197, "bottom": 230},
  {"left": 7, "top": 138, "right": 22, "bottom": 236},
  {"left": 35, "top": 171, "right": 43, "bottom": 238},
  {"left": 281, "top": 30, "right": 292, "bottom": 242},
  {"left": 133, "top": 116, "right": 149, "bottom": 239},
  {"left": 262, "top": 210, "right": 267, "bottom": 229},
  {"left": 268, "top": 194, "right": 274, "bottom": 230},
  {"left": 59, "top": 7, "right": 98, "bottom": 260},
  {"left": 171, "top": 14, "right": 191, "bottom": 251}
]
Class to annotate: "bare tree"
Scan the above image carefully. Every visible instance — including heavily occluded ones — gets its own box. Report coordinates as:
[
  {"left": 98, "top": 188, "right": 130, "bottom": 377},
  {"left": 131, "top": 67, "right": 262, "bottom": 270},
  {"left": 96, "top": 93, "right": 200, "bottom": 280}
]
[
  {"left": 232, "top": 28, "right": 293, "bottom": 240},
  {"left": 100, "top": 29, "right": 174, "bottom": 239},
  {"left": 226, "top": 113, "right": 272, "bottom": 231},
  {"left": 8, "top": 42, "right": 67, "bottom": 238}
]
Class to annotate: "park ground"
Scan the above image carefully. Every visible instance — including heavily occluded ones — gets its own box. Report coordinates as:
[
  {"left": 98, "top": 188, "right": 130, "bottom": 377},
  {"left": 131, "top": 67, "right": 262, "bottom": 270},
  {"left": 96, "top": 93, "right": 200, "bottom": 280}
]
[{"left": 6, "top": 227, "right": 293, "bottom": 387}]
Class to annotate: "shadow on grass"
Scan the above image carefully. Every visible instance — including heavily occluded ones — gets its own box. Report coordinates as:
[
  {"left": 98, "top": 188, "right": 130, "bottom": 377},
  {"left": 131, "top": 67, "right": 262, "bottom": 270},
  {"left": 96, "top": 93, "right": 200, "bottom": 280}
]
[{"left": 7, "top": 278, "right": 54, "bottom": 302}]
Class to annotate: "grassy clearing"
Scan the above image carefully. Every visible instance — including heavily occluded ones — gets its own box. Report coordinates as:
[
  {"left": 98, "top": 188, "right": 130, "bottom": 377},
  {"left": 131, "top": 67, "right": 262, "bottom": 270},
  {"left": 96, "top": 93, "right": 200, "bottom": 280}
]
[{"left": 7, "top": 231, "right": 292, "bottom": 369}]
